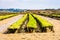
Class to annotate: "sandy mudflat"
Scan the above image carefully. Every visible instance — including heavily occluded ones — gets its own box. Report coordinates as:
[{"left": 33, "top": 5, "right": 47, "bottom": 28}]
[{"left": 0, "top": 15, "right": 60, "bottom": 40}]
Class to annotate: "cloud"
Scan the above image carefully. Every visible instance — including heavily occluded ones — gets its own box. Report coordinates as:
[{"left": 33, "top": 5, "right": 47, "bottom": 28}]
[
  {"left": 22, "top": 0, "right": 32, "bottom": 1},
  {"left": 22, "top": 0, "right": 49, "bottom": 2},
  {"left": 0, "top": 0, "right": 60, "bottom": 9},
  {"left": 0, "top": 0, "right": 17, "bottom": 2}
]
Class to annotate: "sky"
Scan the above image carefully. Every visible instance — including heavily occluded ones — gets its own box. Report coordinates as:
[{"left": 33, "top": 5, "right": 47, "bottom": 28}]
[{"left": 0, "top": 0, "right": 60, "bottom": 9}]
